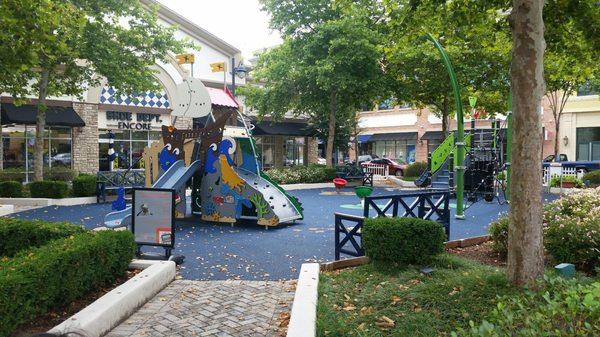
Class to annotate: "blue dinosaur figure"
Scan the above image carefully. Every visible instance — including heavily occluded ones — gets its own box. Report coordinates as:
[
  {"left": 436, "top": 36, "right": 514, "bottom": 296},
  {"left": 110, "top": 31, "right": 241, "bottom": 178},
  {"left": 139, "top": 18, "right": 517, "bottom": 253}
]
[
  {"left": 204, "top": 143, "right": 220, "bottom": 174},
  {"left": 158, "top": 145, "right": 177, "bottom": 171},
  {"left": 111, "top": 187, "right": 127, "bottom": 211}
]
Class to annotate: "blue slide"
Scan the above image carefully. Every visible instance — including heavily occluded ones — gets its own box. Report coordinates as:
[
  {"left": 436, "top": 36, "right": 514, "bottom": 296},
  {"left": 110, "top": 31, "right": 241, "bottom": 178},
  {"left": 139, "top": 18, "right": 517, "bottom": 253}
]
[{"left": 104, "top": 160, "right": 201, "bottom": 228}]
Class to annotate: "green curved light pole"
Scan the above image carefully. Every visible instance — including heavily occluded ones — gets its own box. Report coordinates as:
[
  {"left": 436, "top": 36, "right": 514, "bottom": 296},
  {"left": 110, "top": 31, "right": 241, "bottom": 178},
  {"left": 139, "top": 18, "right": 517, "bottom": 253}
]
[{"left": 425, "top": 33, "right": 465, "bottom": 219}]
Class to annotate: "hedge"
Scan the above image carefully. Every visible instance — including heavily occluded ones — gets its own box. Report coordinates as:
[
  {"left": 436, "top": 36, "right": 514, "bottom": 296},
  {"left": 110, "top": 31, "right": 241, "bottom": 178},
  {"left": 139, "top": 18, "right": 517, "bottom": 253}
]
[
  {"left": 72, "top": 174, "right": 97, "bottom": 197},
  {"left": 488, "top": 217, "right": 509, "bottom": 258},
  {"left": 404, "top": 161, "right": 428, "bottom": 178},
  {"left": 0, "top": 170, "right": 26, "bottom": 183},
  {"left": 582, "top": 170, "right": 600, "bottom": 186},
  {"left": 0, "top": 218, "right": 85, "bottom": 257},
  {"left": 28, "top": 180, "right": 69, "bottom": 198},
  {"left": 43, "top": 167, "right": 76, "bottom": 182},
  {"left": 266, "top": 164, "right": 336, "bottom": 184},
  {"left": 362, "top": 217, "right": 446, "bottom": 264},
  {"left": 0, "top": 230, "right": 136, "bottom": 336},
  {"left": 0, "top": 181, "right": 23, "bottom": 198}
]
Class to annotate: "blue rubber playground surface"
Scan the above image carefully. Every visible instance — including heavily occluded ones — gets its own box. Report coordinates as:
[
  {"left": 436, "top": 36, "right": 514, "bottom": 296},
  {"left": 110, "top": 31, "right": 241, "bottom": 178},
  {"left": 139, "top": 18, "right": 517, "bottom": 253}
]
[{"left": 7, "top": 187, "right": 558, "bottom": 281}]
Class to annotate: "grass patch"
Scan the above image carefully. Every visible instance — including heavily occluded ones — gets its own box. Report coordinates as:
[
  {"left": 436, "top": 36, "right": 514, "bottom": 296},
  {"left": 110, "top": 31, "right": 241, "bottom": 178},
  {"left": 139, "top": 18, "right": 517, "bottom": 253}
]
[{"left": 317, "top": 255, "right": 516, "bottom": 336}]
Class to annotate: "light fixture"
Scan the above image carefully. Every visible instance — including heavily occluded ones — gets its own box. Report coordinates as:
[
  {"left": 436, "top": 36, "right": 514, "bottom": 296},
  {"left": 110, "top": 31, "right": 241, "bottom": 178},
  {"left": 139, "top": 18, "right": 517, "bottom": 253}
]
[
  {"left": 233, "top": 61, "right": 247, "bottom": 79},
  {"left": 563, "top": 136, "right": 569, "bottom": 146}
]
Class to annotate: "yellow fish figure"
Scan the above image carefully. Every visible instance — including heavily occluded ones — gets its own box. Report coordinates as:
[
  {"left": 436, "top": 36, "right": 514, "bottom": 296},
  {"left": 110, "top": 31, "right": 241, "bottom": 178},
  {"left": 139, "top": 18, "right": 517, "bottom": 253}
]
[{"left": 219, "top": 154, "right": 245, "bottom": 192}]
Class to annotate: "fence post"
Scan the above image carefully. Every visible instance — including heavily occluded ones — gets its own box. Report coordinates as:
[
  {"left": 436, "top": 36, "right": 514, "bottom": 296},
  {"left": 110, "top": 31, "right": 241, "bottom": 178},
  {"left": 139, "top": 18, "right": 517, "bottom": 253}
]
[
  {"left": 417, "top": 195, "right": 426, "bottom": 218},
  {"left": 334, "top": 216, "right": 340, "bottom": 260}
]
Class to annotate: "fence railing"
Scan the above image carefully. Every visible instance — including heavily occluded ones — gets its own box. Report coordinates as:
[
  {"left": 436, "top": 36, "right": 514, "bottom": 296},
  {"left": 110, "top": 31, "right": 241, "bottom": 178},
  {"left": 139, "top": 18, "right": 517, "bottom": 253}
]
[
  {"left": 362, "top": 163, "right": 389, "bottom": 176},
  {"left": 542, "top": 164, "right": 584, "bottom": 186},
  {"left": 334, "top": 191, "right": 451, "bottom": 260}
]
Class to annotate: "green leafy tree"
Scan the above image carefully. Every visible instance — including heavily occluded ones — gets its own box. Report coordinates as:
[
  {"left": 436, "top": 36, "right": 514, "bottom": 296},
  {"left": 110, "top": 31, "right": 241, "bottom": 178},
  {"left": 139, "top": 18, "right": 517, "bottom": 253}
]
[
  {"left": 544, "top": 0, "right": 599, "bottom": 157},
  {"left": 383, "top": 0, "right": 511, "bottom": 136},
  {"left": 0, "top": 0, "right": 186, "bottom": 180},
  {"left": 242, "top": 0, "right": 387, "bottom": 167}
]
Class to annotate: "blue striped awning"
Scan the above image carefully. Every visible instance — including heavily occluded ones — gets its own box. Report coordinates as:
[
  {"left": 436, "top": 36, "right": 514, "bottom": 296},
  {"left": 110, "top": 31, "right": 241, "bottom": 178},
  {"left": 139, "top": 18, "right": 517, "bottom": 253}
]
[{"left": 357, "top": 134, "right": 372, "bottom": 143}]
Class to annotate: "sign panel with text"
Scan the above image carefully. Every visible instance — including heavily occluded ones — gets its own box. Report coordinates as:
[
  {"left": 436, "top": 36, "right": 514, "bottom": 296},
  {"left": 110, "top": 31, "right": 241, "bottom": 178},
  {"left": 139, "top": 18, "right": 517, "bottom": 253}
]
[{"left": 132, "top": 188, "right": 175, "bottom": 248}]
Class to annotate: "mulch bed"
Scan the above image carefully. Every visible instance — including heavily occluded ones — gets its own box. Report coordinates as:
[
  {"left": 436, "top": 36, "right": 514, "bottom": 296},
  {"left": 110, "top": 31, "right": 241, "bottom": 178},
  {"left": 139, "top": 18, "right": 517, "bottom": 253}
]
[
  {"left": 11, "top": 269, "right": 141, "bottom": 337},
  {"left": 447, "top": 241, "right": 506, "bottom": 267}
]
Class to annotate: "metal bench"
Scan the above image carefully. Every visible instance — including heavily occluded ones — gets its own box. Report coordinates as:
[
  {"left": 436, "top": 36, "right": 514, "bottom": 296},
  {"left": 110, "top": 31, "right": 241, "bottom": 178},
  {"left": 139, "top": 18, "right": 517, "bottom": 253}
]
[
  {"left": 335, "top": 165, "right": 373, "bottom": 186},
  {"left": 96, "top": 170, "right": 145, "bottom": 203}
]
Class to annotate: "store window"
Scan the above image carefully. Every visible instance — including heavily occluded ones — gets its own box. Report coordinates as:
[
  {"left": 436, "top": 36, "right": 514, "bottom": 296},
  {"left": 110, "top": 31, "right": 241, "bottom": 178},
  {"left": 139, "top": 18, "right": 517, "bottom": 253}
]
[
  {"left": 373, "top": 139, "right": 416, "bottom": 163},
  {"left": 576, "top": 127, "right": 600, "bottom": 161},
  {"left": 284, "top": 136, "right": 305, "bottom": 166},
  {"left": 98, "top": 130, "right": 162, "bottom": 171},
  {"left": 1, "top": 125, "right": 72, "bottom": 182},
  {"left": 254, "top": 136, "right": 274, "bottom": 169}
]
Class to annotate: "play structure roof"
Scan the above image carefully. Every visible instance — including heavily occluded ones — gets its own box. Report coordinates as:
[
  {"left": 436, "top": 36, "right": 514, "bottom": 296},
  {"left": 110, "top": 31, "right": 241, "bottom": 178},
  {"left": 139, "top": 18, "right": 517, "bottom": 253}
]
[
  {"left": 207, "top": 87, "right": 238, "bottom": 108},
  {"left": 0, "top": 103, "right": 85, "bottom": 127}
]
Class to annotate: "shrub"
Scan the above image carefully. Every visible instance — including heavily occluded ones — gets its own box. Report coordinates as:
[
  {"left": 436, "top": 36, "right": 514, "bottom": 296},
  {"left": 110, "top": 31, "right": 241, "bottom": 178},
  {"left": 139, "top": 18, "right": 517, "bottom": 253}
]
[
  {"left": 0, "top": 170, "right": 26, "bottom": 183},
  {"left": 265, "top": 164, "right": 336, "bottom": 184},
  {"left": 0, "top": 218, "right": 85, "bottom": 257},
  {"left": 543, "top": 187, "right": 600, "bottom": 272},
  {"left": 550, "top": 175, "right": 583, "bottom": 188},
  {"left": 453, "top": 276, "right": 600, "bottom": 336},
  {"left": 0, "top": 181, "right": 23, "bottom": 198},
  {"left": 0, "top": 230, "right": 136, "bottom": 337},
  {"left": 362, "top": 217, "right": 446, "bottom": 264},
  {"left": 488, "top": 217, "right": 509, "bottom": 258},
  {"left": 72, "top": 174, "right": 97, "bottom": 197},
  {"left": 582, "top": 170, "right": 600, "bottom": 186},
  {"left": 43, "top": 167, "right": 76, "bottom": 182},
  {"left": 28, "top": 180, "right": 69, "bottom": 198},
  {"left": 404, "top": 161, "right": 428, "bottom": 178}
]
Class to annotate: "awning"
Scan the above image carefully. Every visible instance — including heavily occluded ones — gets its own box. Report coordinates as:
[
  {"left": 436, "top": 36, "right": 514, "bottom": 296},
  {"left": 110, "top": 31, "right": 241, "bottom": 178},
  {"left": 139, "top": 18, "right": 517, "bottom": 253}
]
[
  {"left": 206, "top": 87, "right": 238, "bottom": 108},
  {"left": 357, "top": 134, "right": 372, "bottom": 143},
  {"left": 0, "top": 103, "right": 85, "bottom": 127},
  {"left": 369, "top": 132, "right": 418, "bottom": 141},
  {"left": 252, "top": 121, "right": 314, "bottom": 136},
  {"left": 420, "top": 131, "right": 445, "bottom": 141}
]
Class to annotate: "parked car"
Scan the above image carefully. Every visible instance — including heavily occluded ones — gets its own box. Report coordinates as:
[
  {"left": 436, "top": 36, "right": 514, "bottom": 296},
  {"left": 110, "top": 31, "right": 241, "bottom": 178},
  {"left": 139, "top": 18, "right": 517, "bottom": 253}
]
[
  {"left": 357, "top": 155, "right": 373, "bottom": 165},
  {"left": 317, "top": 157, "right": 327, "bottom": 165},
  {"left": 51, "top": 153, "right": 71, "bottom": 166},
  {"left": 361, "top": 158, "right": 408, "bottom": 176},
  {"left": 542, "top": 154, "right": 599, "bottom": 173}
]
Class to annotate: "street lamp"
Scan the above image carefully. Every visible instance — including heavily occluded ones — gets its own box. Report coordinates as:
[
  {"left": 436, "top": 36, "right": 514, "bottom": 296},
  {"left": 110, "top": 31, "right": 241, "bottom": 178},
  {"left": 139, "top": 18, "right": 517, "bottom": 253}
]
[{"left": 230, "top": 58, "right": 247, "bottom": 96}]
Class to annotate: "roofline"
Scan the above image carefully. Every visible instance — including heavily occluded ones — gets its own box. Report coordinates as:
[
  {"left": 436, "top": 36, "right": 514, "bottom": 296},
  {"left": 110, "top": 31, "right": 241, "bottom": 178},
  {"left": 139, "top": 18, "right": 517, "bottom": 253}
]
[{"left": 141, "top": 0, "right": 242, "bottom": 56}]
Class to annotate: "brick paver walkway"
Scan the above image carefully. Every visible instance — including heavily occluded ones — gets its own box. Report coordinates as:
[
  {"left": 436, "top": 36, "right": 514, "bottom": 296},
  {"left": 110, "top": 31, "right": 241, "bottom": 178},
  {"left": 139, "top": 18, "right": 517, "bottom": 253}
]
[{"left": 106, "top": 280, "right": 295, "bottom": 337}]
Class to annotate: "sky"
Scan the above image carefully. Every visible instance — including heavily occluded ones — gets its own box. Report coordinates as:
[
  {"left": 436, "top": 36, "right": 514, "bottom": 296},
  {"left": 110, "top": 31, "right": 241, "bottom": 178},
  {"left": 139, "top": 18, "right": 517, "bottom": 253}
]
[{"left": 157, "top": 0, "right": 282, "bottom": 61}]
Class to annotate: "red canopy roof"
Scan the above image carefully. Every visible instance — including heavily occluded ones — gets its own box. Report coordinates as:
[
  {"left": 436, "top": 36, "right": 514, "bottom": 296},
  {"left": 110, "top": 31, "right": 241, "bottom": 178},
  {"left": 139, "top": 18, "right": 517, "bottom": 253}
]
[{"left": 207, "top": 87, "right": 238, "bottom": 108}]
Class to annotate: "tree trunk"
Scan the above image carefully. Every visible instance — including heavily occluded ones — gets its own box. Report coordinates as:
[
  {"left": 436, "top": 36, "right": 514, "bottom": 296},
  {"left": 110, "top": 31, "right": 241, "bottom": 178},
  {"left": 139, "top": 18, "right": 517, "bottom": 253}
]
[
  {"left": 0, "top": 103, "right": 3, "bottom": 170},
  {"left": 325, "top": 91, "right": 337, "bottom": 168},
  {"left": 442, "top": 95, "right": 449, "bottom": 137},
  {"left": 34, "top": 71, "right": 50, "bottom": 182},
  {"left": 553, "top": 118, "right": 560, "bottom": 159},
  {"left": 508, "top": 0, "right": 545, "bottom": 286}
]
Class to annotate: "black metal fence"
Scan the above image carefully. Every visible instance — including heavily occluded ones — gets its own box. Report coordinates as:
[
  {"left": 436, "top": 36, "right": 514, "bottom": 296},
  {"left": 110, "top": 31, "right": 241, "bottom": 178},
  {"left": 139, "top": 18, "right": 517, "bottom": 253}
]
[
  {"left": 96, "top": 170, "right": 146, "bottom": 202},
  {"left": 334, "top": 191, "right": 451, "bottom": 260}
]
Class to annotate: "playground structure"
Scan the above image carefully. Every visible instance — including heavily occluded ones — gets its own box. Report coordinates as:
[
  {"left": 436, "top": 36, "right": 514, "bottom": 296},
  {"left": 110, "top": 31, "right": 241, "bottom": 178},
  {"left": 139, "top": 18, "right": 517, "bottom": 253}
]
[
  {"left": 413, "top": 34, "right": 513, "bottom": 217},
  {"left": 104, "top": 78, "right": 304, "bottom": 230}
]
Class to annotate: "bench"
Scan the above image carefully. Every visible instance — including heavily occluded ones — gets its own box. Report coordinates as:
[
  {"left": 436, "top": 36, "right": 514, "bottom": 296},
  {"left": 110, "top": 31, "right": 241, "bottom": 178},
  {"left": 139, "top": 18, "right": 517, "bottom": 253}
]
[
  {"left": 96, "top": 170, "right": 146, "bottom": 203},
  {"left": 335, "top": 165, "right": 373, "bottom": 187}
]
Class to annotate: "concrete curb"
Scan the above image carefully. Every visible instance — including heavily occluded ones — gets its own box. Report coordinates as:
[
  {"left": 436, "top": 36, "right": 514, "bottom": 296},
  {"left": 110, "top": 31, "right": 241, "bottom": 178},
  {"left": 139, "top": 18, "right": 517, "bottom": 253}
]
[
  {"left": 280, "top": 182, "right": 333, "bottom": 190},
  {"left": 49, "top": 260, "right": 176, "bottom": 337},
  {"left": 445, "top": 235, "right": 490, "bottom": 249},
  {"left": 0, "top": 204, "right": 14, "bottom": 216},
  {"left": 0, "top": 196, "right": 97, "bottom": 207},
  {"left": 287, "top": 263, "right": 319, "bottom": 337}
]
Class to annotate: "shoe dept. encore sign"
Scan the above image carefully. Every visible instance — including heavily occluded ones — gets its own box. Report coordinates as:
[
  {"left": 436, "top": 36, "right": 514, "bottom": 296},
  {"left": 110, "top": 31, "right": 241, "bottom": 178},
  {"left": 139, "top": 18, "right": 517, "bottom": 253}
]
[{"left": 105, "top": 111, "right": 164, "bottom": 130}]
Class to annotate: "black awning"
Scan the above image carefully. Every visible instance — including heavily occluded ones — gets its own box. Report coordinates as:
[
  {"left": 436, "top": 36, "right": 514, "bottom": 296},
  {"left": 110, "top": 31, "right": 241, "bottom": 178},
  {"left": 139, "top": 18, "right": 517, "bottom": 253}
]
[
  {"left": 369, "top": 132, "right": 418, "bottom": 141},
  {"left": 252, "top": 121, "right": 314, "bottom": 136},
  {"left": 1, "top": 103, "right": 85, "bottom": 127},
  {"left": 420, "top": 131, "right": 445, "bottom": 141}
]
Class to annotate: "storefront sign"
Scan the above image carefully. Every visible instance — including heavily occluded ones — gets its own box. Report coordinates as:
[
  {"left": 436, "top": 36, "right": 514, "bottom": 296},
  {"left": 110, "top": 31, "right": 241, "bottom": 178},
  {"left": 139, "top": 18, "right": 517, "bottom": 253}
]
[{"left": 106, "top": 111, "right": 164, "bottom": 130}]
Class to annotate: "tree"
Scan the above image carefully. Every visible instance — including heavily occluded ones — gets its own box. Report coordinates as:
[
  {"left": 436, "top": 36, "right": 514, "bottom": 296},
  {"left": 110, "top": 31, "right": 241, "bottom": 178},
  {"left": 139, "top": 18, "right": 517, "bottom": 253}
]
[
  {"left": 383, "top": 0, "right": 512, "bottom": 136},
  {"left": 242, "top": 0, "right": 387, "bottom": 167},
  {"left": 507, "top": 0, "right": 545, "bottom": 286},
  {"left": 0, "top": 0, "right": 186, "bottom": 180},
  {"left": 543, "top": 0, "right": 598, "bottom": 157}
]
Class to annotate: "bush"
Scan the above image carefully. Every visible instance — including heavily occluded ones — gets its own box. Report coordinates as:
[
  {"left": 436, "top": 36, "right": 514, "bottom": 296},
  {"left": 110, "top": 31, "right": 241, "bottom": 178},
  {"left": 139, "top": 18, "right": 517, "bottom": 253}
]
[
  {"left": 543, "top": 187, "right": 600, "bottom": 272},
  {"left": 0, "top": 230, "right": 136, "bottom": 337},
  {"left": 582, "top": 170, "right": 600, "bottom": 186},
  {"left": 488, "top": 217, "right": 509, "bottom": 258},
  {"left": 72, "top": 174, "right": 97, "bottom": 197},
  {"left": 362, "top": 217, "right": 446, "bottom": 264},
  {"left": 550, "top": 175, "right": 583, "bottom": 188},
  {"left": 0, "top": 170, "right": 26, "bottom": 183},
  {"left": 488, "top": 188, "right": 600, "bottom": 272},
  {"left": 0, "top": 181, "right": 23, "bottom": 198},
  {"left": 265, "top": 164, "right": 336, "bottom": 184},
  {"left": 0, "top": 218, "right": 85, "bottom": 257},
  {"left": 28, "top": 180, "right": 69, "bottom": 198},
  {"left": 453, "top": 276, "right": 600, "bottom": 336},
  {"left": 43, "top": 167, "right": 76, "bottom": 182},
  {"left": 404, "top": 161, "right": 428, "bottom": 178}
]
